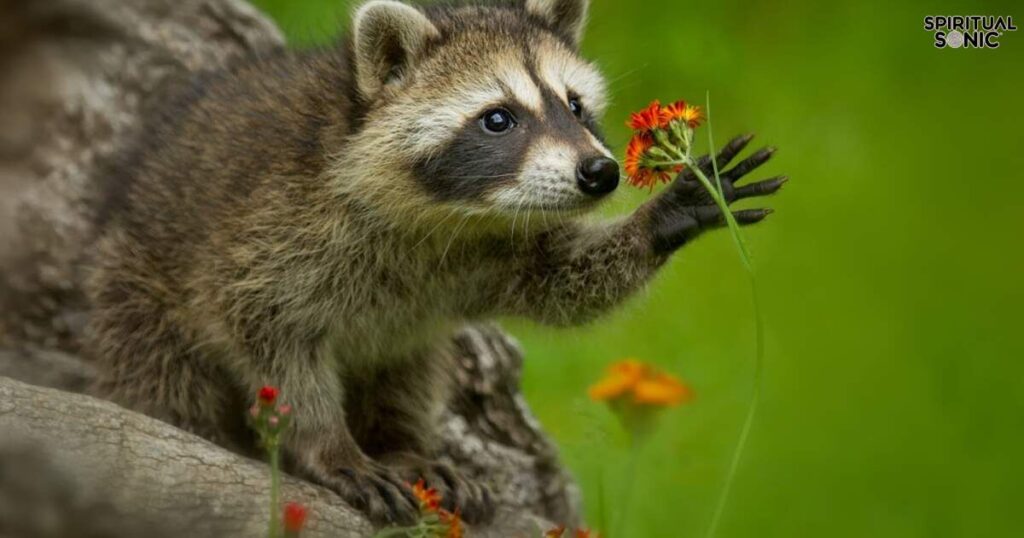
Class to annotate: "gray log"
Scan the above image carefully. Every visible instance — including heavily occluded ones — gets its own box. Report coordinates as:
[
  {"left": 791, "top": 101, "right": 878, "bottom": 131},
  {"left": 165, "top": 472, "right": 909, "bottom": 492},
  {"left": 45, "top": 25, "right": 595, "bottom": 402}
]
[{"left": 0, "top": 0, "right": 580, "bottom": 535}]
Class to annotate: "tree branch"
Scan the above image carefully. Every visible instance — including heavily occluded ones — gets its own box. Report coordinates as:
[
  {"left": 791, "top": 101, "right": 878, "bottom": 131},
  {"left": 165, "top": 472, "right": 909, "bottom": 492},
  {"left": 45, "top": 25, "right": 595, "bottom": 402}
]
[{"left": 0, "top": 325, "right": 575, "bottom": 536}]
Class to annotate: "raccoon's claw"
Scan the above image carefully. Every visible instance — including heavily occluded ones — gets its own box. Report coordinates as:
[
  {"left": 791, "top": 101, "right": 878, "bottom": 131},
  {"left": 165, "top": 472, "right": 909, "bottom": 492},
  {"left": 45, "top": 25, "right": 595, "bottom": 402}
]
[
  {"left": 734, "top": 176, "right": 788, "bottom": 201},
  {"left": 382, "top": 452, "right": 496, "bottom": 525},
  {"left": 430, "top": 462, "right": 494, "bottom": 525},
  {"left": 647, "top": 133, "right": 785, "bottom": 255},
  {"left": 323, "top": 462, "right": 420, "bottom": 526}
]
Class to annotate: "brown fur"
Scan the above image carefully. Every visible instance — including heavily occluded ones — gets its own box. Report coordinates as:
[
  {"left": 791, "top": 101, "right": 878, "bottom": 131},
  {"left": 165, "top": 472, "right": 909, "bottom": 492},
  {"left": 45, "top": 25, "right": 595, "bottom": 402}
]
[{"left": 85, "top": 0, "right": 781, "bottom": 526}]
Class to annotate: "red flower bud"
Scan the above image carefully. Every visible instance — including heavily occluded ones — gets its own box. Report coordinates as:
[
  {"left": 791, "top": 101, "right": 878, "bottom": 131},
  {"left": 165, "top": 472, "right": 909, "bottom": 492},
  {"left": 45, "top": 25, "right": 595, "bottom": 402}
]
[
  {"left": 258, "top": 386, "right": 280, "bottom": 407},
  {"left": 283, "top": 502, "right": 308, "bottom": 534}
]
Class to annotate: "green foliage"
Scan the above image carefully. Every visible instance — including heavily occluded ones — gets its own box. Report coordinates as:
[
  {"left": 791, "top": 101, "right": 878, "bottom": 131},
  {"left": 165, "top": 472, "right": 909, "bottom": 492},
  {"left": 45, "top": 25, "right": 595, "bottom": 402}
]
[{"left": 251, "top": 1, "right": 1024, "bottom": 536}]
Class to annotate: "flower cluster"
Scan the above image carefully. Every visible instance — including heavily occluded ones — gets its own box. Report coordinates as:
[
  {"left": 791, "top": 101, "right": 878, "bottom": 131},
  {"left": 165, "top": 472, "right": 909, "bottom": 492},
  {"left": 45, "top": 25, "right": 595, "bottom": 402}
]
[
  {"left": 589, "top": 359, "right": 694, "bottom": 439},
  {"left": 250, "top": 384, "right": 293, "bottom": 444},
  {"left": 589, "top": 359, "right": 693, "bottom": 406},
  {"left": 624, "top": 99, "right": 704, "bottom": 190},
  {"left": 395, "top": 478, "right": 464, "bottom": 538},
  {"left": 411, "top": 479, "right": 443, "bottom": 512}
]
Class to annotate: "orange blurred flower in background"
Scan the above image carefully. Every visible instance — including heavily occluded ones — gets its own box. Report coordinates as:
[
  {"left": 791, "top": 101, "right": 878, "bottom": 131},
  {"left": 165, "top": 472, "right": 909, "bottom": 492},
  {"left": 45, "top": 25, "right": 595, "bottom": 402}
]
[
  {"left": 590, "top": 359, "right": 693, "bottom": 439},
  {"left": 589, "top": 359, "right": 692, "bottom": 406},
  {"left": 588, "top": 359, "right": 647, "bottom": 401},
  {"left": 634, "top": 371, "right": 693, "bottom": 406}
]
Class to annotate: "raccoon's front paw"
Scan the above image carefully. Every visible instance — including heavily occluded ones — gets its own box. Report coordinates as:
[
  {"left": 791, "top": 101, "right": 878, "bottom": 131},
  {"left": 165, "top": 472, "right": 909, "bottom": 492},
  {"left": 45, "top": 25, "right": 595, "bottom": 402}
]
[
  {"left": 381, "top": 452, "right": 496, "bottom": 525},
  {"left": 318, "top": 460, "right": 421, "bottom": 526},
  {"left": 646, "top": 133, "right": 787, "bottom": 255}
]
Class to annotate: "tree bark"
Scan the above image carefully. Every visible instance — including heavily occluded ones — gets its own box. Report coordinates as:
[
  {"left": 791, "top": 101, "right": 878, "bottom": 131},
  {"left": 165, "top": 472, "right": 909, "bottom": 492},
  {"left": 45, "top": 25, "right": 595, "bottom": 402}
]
[
  {"left": 0, "top": 0, "right": 581, "bottom": 536},
  {"left": 0, "top": 326, "right": 569, "bottom": 537}
]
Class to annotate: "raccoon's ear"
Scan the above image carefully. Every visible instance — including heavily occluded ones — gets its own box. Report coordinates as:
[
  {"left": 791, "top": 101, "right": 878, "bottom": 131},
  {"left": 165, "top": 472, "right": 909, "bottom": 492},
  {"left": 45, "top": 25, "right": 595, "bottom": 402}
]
[
  {"left": 352, "top": 0, "right": 439, "bottom": 99},
  {"left": 525, "top": 0, "right": 590, "bottom": 46}
]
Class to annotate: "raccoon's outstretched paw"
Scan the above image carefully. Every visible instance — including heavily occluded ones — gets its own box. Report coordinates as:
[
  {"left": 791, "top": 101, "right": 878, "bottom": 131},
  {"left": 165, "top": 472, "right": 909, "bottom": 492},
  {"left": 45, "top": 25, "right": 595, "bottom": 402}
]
[
  {"left": 319, "top": 461, "right": 421, "bottom": 526},
  {"left": 382, "top": 452, "right": 496, "bottom": 525},
  {"left": 667, "top": 134, "right": 784, "bottom": 208},
  {"left": 647, "top": 133, "right": 786, "bottom": 254}
]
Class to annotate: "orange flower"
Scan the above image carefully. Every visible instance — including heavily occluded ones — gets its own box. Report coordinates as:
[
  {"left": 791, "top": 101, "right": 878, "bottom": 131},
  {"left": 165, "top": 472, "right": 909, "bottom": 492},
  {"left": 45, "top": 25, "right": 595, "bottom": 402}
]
[
  {"left": 679, "top": 104, "right": 704, "bottom": 128},
  {"left": 439, "top": 509, "right": 464, "bottom": 538},
  {"left": 410, "top": 478, "right": 441, "bottom": 512},
  {"left": 588, "top": 359, "right": 647, "bottom": 401},
  {"left": 660, "top": 100, "right": 704, "bottom": 128},
  {"left": 624, "top": 133, "right": 653, "bottom": 187},
  {"left": 634, "top": 372, "right": 693, "bottom": 406},
  {"left": 624, "top": 132, "right": 652, "bottom": 177},
  {"left": 659, "top": 100, "right": 687, "bottom": 124},
  {"left": 576, "top": 529, "right": 598, "bottom": 538},
  {"left": 628, "top": 100, "right": 667, "bottom": 132},
  {"left": 589, "top": 359, "right": 692, "bottom": 407},
  {"left": 624, "top": 133, "right": 676, "bottom": 190}
]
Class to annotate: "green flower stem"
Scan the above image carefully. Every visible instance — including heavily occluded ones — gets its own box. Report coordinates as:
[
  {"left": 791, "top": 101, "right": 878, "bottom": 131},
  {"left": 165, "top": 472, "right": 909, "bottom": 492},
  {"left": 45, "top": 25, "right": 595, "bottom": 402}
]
[
  {"left": 646, "top": 95, "right": 765, "bottom": 538},
  {"left": 701, "top": 95, "right": 764, "bottom": 538},
  {"left": 269, "top": 441, "right": 281, "bottom": 538},
  {"left": 596, "top": 465, "right": 610, "bottom": 538},
  {"left": 653, "top": 148, "right": 752, "bottom": 272},
  {"left": 688, "top": 165, "right": 754, "bottom": 273},
  {"left": 652, "top": 153, "right": 764, "bottom": 538},
  {"left": 612, "top": 438, "right": 644, "bottom": 538}
]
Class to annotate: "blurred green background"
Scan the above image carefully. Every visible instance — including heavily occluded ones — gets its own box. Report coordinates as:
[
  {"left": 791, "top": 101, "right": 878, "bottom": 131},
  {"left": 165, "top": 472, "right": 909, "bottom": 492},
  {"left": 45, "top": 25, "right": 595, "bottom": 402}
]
[{"left": 252, "top": 1, "right": 1023, "bottom": 536}]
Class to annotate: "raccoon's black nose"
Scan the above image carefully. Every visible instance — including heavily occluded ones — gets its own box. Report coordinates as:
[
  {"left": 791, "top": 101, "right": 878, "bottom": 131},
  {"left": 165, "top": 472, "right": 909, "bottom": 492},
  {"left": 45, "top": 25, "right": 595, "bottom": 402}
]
[{"left": 576, "top": 157, "right": 620, "bottom": 197}]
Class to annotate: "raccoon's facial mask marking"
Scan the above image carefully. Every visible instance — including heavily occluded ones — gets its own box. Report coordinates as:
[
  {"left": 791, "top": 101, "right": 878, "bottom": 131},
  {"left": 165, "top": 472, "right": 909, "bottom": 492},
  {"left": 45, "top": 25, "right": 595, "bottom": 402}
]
[
  {"left": 412, "top": 86, "right": 615, "bottom": 213},
  {"left": 413, "top": 101, "right": 534, "bottom": 204},
  {"left": 410, "top": 48, "right": 613, "bottom": 214}
]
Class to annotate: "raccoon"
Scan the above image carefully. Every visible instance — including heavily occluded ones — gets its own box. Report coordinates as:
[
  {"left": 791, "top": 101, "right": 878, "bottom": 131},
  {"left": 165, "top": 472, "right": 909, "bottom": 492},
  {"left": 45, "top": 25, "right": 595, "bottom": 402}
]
[{"left": 86, "top": 0, "right": 784, "bottom": 525}]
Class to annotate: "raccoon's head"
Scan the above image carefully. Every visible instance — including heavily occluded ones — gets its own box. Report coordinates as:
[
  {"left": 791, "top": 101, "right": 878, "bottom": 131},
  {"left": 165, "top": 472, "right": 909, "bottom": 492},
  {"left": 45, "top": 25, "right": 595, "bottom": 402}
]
[{"left": 344, "top": 0, "right": 617, "bottom": 222}]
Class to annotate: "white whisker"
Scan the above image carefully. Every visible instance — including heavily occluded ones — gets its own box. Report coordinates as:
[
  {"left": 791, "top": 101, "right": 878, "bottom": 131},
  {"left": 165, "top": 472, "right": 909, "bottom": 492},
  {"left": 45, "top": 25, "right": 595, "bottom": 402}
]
[
  {"left": 439, "top": 213, "right": 473, "bottom": 269},
  {"left": 413, "top": 209, "right": 457, "bottom": 249}
]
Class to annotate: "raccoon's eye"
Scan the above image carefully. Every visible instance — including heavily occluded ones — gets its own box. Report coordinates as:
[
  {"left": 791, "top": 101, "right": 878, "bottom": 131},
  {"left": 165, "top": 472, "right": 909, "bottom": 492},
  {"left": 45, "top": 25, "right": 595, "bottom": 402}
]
[
  {"left": 569, "top": 97, "right": 584, "bottom": 118},
  {"left": 480, "top": 108, "right": 516, "bottom": 135}
]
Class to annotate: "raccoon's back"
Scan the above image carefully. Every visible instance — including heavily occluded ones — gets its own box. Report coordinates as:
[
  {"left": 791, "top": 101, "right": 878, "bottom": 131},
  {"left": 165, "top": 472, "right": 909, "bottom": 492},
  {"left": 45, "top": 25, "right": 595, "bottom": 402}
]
[{"left": 94, "top": 48, "right": 359, "bottom": 252}]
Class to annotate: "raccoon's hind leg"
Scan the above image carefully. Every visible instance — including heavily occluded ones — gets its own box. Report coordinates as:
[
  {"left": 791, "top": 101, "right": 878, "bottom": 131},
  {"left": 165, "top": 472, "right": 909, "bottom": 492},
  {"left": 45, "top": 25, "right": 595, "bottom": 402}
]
[
  {"left": 87, "top": 271, "right": 252, "bottom": 453},
  {"left": 345, "top": 349, "right": 496, "bottom": 524},
  {"left": 222, "top": 325, "right": 421, "bottom": 526}
]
